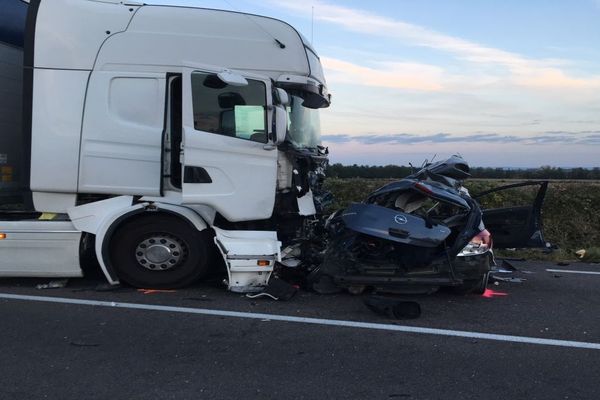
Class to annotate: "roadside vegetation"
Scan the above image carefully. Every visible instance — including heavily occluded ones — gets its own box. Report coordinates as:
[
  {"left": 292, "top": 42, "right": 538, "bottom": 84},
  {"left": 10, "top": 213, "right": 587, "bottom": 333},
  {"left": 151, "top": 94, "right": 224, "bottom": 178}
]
[
  {"left": 327, "top": 163, "right": 600, "bottom": 180},
  {"left": 323, "top": 178, "right": 600, "bottom": 263}
]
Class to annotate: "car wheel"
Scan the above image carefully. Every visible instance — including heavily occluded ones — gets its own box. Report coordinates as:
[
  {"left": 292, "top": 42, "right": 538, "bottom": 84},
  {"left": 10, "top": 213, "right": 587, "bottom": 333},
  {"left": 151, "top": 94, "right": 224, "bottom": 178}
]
[
  {"left": 471, "top": 271, "right": 490, "bottom": 295},
  {"left": 452, "top": 272, "right": 490, "bottom": 295},
  {"left": 110, "top": 214, "right": 211, "bottom": 288}
]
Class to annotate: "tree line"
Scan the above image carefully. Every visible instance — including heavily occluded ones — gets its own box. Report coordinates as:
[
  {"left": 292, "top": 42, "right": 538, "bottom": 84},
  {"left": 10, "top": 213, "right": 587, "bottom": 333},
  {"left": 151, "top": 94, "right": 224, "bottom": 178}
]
[{"left": 326, "top": 163, "right": 600, "bottom": 180}]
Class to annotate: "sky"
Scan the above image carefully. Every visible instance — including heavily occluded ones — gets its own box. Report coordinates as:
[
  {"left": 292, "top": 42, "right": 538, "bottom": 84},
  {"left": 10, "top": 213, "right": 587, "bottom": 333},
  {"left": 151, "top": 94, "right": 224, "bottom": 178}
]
[{"left": 151, "top": 0, "right": 600, "bottom": 167}]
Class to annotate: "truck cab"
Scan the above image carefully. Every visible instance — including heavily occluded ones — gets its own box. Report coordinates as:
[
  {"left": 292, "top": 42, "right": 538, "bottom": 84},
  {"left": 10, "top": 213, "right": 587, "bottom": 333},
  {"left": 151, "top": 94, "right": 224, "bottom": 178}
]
[{"left": 0, "top": 0, "right": 331, "bottom": 291}]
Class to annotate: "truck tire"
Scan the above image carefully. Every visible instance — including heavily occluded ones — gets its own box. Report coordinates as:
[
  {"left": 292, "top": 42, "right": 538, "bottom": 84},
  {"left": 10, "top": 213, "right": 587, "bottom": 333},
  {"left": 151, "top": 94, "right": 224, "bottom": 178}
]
[{"left": 109, "top": 213, "right": 211, "bottom": 288}]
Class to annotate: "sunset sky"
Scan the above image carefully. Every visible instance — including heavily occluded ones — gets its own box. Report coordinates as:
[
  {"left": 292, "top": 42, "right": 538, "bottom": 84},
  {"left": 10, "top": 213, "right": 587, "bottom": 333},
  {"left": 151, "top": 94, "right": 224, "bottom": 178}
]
[{"left": 154, "top": 0, "right": 600, "bottom": 167}]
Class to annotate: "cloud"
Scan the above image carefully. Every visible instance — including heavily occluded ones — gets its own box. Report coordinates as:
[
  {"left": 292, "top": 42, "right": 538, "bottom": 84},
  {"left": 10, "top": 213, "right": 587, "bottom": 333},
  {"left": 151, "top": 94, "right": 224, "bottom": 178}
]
[
  {"left": 513, "top": 68, "right": 600, "bottom": 89},
  {"left": 271, "top": 0, "right": 600, "bottom": 90},
  {"left": 322, "top": 131, "right": 600, "bottom": 146},
  {"left": 321, "top": 57, "right": 443, "bottom": 91}
]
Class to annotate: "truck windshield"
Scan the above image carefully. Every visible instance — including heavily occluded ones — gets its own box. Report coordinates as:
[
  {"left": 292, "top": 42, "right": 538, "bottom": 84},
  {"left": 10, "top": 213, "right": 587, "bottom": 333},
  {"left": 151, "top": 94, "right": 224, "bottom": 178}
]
[{"left": 287, "top": 95, "right": 322, "bottom": 149}]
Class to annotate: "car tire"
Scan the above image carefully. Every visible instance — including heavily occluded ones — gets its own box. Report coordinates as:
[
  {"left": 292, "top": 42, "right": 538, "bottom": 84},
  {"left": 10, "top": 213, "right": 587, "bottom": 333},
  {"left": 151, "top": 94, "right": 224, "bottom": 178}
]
[
  {"left": 471, "top": 271, "right": 490, "bottom": 295},
  {"left": 109, "top": 213, "right": 211, "bottom": 288},
  {"left": 452, "top": 271, "right": 490, "bottom": 295}
]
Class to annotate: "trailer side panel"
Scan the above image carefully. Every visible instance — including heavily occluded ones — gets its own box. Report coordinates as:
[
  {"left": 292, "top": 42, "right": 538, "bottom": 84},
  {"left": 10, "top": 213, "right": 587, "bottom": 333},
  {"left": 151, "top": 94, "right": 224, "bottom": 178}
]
[{"left": 0, "top": 0, "right": 29, "bottom": 210}]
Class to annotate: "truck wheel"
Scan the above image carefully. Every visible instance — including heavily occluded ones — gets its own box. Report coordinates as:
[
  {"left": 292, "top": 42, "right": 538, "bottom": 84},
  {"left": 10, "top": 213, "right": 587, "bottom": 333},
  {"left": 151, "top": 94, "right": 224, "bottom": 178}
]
[{"left": 109, "top": 214, "right": 211, "bottom": 288}]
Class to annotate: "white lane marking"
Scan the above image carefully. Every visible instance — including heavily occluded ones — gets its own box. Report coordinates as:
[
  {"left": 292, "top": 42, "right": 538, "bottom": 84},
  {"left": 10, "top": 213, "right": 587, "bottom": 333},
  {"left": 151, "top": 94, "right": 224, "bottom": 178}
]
[
  {"left": 546, "top": 269, "right": 600, "bottom": 276},
  {"left": 1, "top": 292, "right": 599, "bottom": 350}
]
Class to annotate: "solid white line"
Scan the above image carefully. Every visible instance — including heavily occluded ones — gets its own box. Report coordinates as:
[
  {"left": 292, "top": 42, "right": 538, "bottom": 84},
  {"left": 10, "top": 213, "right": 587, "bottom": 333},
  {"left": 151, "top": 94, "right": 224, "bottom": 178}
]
[
  {"left": 546, "top": 269, "right": 600, "bottom": 276},
  {"left": 1, "top": 292, "right": 599, "bottom": 350}
]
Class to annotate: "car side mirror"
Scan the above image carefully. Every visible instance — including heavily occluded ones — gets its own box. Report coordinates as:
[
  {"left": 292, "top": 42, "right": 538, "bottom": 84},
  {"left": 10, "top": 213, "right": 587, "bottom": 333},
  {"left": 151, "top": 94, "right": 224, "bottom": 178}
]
[{"left": 274, "top": 105, "right": 287, "bottom": 144}]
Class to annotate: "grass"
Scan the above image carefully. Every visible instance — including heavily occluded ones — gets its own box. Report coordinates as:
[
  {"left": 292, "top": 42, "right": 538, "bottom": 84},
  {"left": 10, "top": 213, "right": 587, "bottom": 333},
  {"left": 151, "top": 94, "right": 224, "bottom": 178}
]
[{"left": 323, "top": 178, "right": 600, "bottom": 263}]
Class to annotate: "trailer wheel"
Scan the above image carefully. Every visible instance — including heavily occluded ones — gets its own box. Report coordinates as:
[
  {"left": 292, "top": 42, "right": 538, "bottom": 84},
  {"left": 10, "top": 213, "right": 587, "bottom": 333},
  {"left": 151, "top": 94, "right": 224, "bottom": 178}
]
[{"left": 109, "top": 214, "right": 211, "bottom": 288}]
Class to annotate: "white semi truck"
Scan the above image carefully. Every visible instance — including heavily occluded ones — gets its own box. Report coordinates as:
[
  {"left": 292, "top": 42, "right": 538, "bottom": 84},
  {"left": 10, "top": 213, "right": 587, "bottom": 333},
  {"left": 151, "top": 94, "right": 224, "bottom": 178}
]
[{"left": 0, "top": 0, "right": 332, "bottom": 292}]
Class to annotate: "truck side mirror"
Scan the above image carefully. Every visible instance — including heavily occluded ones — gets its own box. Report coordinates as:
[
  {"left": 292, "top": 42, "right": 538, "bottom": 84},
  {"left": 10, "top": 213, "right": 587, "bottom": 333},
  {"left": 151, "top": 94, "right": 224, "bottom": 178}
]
[
  {"left": 274, "top": 105, "right": 287, "bottom": 144},
  {"left": 217, "top": 69, "right": 248, "bottom": 87},
  {"left": 274, "top": 88, "right": 289, "bottom": 106}
]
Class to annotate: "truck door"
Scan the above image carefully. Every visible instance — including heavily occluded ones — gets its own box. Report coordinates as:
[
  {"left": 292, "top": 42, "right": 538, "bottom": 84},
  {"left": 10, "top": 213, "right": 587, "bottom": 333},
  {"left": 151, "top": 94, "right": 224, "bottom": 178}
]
[
  {"left": 181, "top": 67, "right": 278, "bottom": 222},
  {"left": 473, "top": 181, "right": 549, "bottom": 249}
]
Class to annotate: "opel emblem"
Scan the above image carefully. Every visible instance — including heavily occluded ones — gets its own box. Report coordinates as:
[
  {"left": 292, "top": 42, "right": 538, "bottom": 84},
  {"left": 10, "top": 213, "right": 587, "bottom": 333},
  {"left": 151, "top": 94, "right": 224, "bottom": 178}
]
[{"left": 394, "top": 215, "right": 408, "bottom": 224}]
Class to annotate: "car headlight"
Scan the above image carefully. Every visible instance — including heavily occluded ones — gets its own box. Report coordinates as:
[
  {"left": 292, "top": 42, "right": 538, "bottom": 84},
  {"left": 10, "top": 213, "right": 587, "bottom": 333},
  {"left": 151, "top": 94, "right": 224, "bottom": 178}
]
[{"left": 457, "top": 229, "right": 492, "bottom": 257}]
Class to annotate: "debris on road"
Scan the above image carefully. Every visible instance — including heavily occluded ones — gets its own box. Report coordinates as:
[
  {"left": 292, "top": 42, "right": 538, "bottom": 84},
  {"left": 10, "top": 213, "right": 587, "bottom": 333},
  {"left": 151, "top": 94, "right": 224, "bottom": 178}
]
[
  {"left": 246, "top": 277, "right": 298, "bottom": 301},
  {"left": 69, "top": 341, "right": 100, "bottom": 347},
  {"left": 137, "top": 289, "right": 177, "bottom": 295},
  {"left": 94, "top": 283, "right": 127, "bottom": 292},
  {"left": 489, "top": 260, "right": 527, "bottom": 283},
  {"left": 490, "top": 276, "right": 526, "bottom": 283},
  {"left": 183, "top": 295, "right": 213, "bottom": 302},
  {"left": 363, "top": 295, "right": 421, "bottom": 319},
  {"left": 36, "top": 279, "right": 68, "bottom": 290},
  {"left": 481, "top": 289, "right": 508, "bottom": 298},
  {"left": 71, "top": 283, "right": 133, "bottom": 293},
  {"left": 499, "top": 259, "right": 518, "bottom": 271}
]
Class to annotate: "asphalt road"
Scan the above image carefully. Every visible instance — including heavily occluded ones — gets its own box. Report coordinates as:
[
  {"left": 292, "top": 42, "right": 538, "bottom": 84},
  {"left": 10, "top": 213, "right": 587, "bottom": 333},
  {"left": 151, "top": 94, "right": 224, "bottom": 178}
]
[{"left": 0, "top": 260, "right": 599, "bottom": 400}]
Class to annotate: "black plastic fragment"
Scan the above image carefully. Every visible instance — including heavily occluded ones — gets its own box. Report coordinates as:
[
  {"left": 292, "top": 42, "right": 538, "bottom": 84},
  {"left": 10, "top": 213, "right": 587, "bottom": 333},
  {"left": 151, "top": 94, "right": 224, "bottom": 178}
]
[
  {"left": 501, "top": 259, "right": 518, "bottom": 271},
  {"left": 246, "top": 277, "right": 298, "bottom": 301},
  {"left": 364, "top": 296, "right": 421, "bottom": 320}
]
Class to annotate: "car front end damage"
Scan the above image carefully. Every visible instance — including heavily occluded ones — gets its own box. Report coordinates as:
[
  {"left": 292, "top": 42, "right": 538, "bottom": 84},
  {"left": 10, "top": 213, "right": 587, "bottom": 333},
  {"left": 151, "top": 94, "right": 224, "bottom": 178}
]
[
  {"left": 268, "top": 155, "right": 549, "bottom": 298},
  {"left": 314, "top": 156, "right": 494, "bottom": 294}
]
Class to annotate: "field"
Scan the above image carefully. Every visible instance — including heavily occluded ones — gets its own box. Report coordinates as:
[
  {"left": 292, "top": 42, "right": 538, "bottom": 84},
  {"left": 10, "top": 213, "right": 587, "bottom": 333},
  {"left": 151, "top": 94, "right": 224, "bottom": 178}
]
[{"left": 323, "top": 178, "right": 600, "bottom": 262}]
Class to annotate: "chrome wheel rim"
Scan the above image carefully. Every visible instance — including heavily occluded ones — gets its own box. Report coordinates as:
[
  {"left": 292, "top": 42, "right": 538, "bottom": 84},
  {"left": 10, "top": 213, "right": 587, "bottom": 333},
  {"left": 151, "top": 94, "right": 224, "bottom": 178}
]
[{"left": 135, "top": 234, "right": 186, "bottom": 271}]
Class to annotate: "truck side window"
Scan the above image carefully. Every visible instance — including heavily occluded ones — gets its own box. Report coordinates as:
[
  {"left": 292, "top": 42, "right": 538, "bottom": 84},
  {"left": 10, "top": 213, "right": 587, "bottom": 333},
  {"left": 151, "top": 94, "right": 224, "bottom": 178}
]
[{"left": 191, "top": 72, "right": 267, "bottom": 143}]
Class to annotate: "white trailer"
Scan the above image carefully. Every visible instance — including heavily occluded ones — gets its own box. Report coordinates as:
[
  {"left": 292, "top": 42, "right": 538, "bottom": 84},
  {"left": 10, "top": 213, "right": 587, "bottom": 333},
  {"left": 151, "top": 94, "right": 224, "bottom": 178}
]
[{"left": 0, "top": 0, "right": 332, "bottom": 292}]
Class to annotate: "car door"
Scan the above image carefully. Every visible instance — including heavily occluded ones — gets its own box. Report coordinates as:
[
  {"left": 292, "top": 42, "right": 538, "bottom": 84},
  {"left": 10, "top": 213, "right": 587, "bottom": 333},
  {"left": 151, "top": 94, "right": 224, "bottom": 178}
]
[
  {"left": 181, "top": 65, "right": 278, "bottom": 222},
  {"left": 473, "top": 181, "right": 549, "bottom": 248}
]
